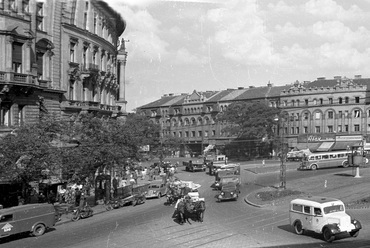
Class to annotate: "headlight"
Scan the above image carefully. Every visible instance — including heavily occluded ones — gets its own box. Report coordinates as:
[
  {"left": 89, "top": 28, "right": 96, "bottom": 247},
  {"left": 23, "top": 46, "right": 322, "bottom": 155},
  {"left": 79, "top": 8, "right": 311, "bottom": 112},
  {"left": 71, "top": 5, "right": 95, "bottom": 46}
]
[
  {"left": 230, "top": 192, "right": 234, "bottom": 195},
  {"left": 220, "top": 192, "right": 224, "bottom": 195}
]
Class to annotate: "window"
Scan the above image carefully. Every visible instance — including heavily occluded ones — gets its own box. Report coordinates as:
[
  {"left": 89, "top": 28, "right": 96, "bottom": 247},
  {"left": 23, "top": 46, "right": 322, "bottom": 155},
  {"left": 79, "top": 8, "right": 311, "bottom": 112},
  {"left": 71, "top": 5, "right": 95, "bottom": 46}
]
[
  {"left": 185, "top": 131, "right": 189, "bottom": 138},
  {"left": 315, "top": 126, "right": 320, "bottom": 133},
  {"left": 304, "top": 206, "right": 310, "bottom": 214},
  {"left": 212, "top": 130, "right": 216, "bottom": 136},
  {"left": 296, "top": 100, "right": 300, "bottom": 106},
  {"left": 338, "top": 125, "right": 342, "bottom": 132},
  {"left": 94, "top": 13, "right": 98, "bottom": 34},
  {"left": 83, "top": 12, "right": 88, "bottom": 29},
  {"left": 304, "top": 126, "right": 308, "bottom": 133},
  {"left": 173, "top": 132, "right": 176, "bottom": 137},
  {"left": 305, "top": 99, "right": 309, "bottom": 105},
  {"left": 339, "top": 97, "right": 343, "bottom": 104},
  {"left": 93, "top": 50, "right": 97, "bottom": 64},
  {"left": 339, "top": 111, "right": 343, "bottom": 118},
  {"left": 292, "top": 204, "right": 302, "bottom": 212},
  {"left": 36, "top": 3, "right": 44, "bottom": 30},
  {"left": 9, "top": 0, "right": 16, "bottom": 10},
  {"left": 320, "top": 98, "right": 323, "bottom": 105},
  {"left": 354, "top": 125, "right": 360, "bottom": 132},
  {"left": 355, "top": 97, "right": 360, "bottom": 103},
  {"left": 345, "top": 111, "right": 348, "bottom": 117},
  {"left": 69, "top": 80, "right": 74, "bottom": 100},
  {"left": 198, "top": 131, "right": 202, "bottom": 137},
  {"left": 205, "top": 130, "right": 208, "bottom": 137},
  {"left": 354, "top": 110, "right": 360, "bottom": 118},
  {"left": 0, "top": 102, "right": 11, "bottom": 127},
  {"left": 12, "top": 42, "right": 23, "bottom": 73},
  {"left": 345, "top": 125, "right": 349, "bottom": 132},
  {"left": 23, "top": 0, "right": 29, "bottom": 13},
  {"left": 191, "top": 131, "right": 195, "bottom": 137},
  {"left": 304, "top": 113, "right": 309, "bottom": 120},
  {"left": 296, "top": 127, "right": 299, "bottom": 134},
  {"left": 345, "top": 97, "right": 349, "bottom": 103},
  {"left": 82, "top": 46, "right": 88, "bottom": 70},
  {"left": 0, "top": 214, "right": 13, "bottom": 223},
  {"left": 328, "top": 111, "right": 333, "bottom": 119},
  {"left": 70, "top": 42, "right": 76, "bottom": 63},
  {"left": 36, "top": 52, "right": 45, "bottom": 80},
  {"left": 328, "top": 125, "right": 333, "bottom": 133},
  {"left": 179, "top": 131, "right": 182, "bottom": 138},
  {"left": 291, "top": 127, "right": 294, "bottom": 134},
  {"left": 328, "top": 98, "right": 333, "bottom": 104},
  {"left": 314, "top": 208, "right": 322, "bottom": 216},
  {"left": 313, "top": 99, "right": 317, "bottom": 105},
  {"left": 18, "top": 105, "right": 24, "bottom": 126},
  {"left": 315, "top": 112, "right": 321, "bottom": 119},
  {"left": 292, "top": 100, "right": 295, "bottom": 106}
]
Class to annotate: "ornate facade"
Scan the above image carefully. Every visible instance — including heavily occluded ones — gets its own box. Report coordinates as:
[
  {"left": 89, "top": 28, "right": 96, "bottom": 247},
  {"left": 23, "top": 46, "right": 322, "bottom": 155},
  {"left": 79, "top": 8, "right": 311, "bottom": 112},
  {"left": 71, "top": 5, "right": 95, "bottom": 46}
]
[
  {"left": 0, "top": 0, "right": 127, "bottom": 136},
  {"left": 137, "top": 76, "right": 370, "bottom": 157}
]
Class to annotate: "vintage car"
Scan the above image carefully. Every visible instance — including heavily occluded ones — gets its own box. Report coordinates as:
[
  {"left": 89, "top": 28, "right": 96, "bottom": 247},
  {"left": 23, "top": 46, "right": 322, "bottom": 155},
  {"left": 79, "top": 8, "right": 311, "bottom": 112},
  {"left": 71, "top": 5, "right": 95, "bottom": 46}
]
[
  {"left": 0, "top": 203, "right": 59, "bottom": 239},
  {"left": 289, "top": 196, "right": 362, "bottom": 242},
  {"left": 217, "top": 182, "right": 240, "bottom": 202},
  {"left": 145, "top": 180, "right": 167, "bottom": 199},
  {"left": 183, "top": 160, "right": 206, "bottom": 172}
]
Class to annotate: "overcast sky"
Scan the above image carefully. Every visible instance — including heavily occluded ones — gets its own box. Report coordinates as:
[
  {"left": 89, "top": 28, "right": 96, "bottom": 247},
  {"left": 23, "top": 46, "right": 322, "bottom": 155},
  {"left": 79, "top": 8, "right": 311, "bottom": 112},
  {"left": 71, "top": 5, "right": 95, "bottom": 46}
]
[{"left": 108, "top": 0, "right": 370, "bottom": 112}]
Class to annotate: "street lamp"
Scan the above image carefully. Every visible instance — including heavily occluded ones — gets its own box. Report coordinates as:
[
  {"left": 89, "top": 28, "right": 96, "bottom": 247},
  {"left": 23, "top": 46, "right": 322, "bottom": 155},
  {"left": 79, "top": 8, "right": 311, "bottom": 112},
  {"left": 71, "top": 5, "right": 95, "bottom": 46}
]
[{"left": 274, "top": 115, "right": 286, "bottom": 190}]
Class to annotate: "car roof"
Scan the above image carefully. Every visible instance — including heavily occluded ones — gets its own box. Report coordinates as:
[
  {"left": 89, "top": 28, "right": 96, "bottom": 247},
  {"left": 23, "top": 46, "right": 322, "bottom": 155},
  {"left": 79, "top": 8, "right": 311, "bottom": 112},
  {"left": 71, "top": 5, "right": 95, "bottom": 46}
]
[{"left": 291, "top": 196, "right": 343, "bottom": 206}]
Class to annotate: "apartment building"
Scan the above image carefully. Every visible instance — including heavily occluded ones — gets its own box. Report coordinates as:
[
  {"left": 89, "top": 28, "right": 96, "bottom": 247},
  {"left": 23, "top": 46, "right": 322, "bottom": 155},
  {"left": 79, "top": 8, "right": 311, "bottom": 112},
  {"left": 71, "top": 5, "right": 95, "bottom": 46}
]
[
  {"left": 137, "top": 76, "right": 370, "bottom": 157},
  {"left": 0, "top": 0, "right": 127, "bottom": 136}
]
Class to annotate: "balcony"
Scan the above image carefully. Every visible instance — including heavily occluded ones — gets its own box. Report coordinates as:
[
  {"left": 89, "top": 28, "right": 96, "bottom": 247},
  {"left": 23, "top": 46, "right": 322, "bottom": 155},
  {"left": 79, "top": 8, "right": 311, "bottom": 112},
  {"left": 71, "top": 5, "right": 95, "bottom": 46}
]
[{"left": 0, "top": 71, "right": 48, "bottom": 88}]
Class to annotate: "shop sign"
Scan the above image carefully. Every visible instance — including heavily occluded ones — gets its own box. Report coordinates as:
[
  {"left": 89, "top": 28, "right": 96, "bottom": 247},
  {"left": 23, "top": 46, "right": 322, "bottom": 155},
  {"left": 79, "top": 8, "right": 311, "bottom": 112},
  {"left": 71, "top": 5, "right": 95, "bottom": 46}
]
[{"left": 298, "top": 134, "right": 336, "bottom": 143}]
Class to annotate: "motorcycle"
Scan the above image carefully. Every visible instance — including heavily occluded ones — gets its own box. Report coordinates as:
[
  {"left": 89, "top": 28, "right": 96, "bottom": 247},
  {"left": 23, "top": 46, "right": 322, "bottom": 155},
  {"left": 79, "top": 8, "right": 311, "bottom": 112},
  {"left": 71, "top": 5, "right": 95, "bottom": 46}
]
[{"left": 71, "top": 204, "right": 93, "bottom": 221}]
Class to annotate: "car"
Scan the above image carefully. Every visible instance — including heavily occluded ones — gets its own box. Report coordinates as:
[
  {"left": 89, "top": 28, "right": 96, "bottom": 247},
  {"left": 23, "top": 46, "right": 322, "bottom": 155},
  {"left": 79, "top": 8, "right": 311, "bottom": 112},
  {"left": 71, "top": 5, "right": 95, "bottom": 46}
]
[
  {"left": 217, "top": 182, "right": 240, "bottom": 202},
  {"left": 145, "top": 180, "right": 167, "bottom": 199},
  {"left": 289, "top": 196, "right": 362, "bottom": 243},
  {"left": 0, "top": 203, "right": 59, "bottom": 239}
]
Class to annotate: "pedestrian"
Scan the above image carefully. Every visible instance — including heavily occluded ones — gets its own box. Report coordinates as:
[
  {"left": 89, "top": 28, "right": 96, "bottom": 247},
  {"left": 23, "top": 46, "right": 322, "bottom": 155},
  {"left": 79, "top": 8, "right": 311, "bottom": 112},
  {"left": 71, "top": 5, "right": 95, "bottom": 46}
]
[
  {"left": 75, "top": 188, "right": 81, "bottom": 207},
  {"left": 47, "top": 190, "right": 56, "bottom": 204},
  {"left": 142, "top": 167, "right": 147, "bottom": 180}
]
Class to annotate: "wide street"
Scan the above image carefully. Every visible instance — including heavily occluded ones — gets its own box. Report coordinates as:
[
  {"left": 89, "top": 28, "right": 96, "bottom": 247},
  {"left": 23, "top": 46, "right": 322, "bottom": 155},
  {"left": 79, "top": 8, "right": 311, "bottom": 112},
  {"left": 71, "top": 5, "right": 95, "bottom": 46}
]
[{"left": 1, "top": 161, "right": 370, "bottom": 248}]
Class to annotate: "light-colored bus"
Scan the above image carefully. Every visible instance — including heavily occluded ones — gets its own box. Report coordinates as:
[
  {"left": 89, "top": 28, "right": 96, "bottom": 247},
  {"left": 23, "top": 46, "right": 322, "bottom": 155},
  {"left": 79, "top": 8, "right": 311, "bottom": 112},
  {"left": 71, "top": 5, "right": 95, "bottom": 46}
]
[{"left": 299, "top": 150, "right": 350, "bottom": 170}]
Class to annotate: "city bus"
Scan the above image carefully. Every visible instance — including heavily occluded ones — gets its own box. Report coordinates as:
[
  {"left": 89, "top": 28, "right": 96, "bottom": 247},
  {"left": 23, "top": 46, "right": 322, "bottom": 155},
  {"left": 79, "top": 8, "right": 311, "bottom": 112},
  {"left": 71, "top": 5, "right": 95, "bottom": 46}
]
[{"left": 299, "top": 150, "right": 351, "bottom": 170}]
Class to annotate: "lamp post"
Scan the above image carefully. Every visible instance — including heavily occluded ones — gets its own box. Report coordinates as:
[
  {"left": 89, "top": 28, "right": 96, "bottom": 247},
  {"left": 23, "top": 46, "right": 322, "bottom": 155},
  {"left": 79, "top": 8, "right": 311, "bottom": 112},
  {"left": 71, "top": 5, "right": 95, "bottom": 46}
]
[{"left": 274, "top": 115, "right": 286, "bottom": 190}]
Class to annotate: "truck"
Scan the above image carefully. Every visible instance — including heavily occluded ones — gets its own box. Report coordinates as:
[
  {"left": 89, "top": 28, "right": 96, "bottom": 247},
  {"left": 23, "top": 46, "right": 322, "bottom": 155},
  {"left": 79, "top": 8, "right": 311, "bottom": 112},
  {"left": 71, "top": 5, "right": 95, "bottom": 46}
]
[{"left": 183, "top": 160, "right": 206, "bottom": 172}]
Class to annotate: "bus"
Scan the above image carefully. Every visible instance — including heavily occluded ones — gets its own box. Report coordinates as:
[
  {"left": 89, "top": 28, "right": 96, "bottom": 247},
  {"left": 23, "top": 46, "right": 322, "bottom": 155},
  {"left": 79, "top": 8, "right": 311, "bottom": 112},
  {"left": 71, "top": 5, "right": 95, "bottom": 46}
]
[{"left": 299, "top": 150, "right": 351, "bottom": 170}]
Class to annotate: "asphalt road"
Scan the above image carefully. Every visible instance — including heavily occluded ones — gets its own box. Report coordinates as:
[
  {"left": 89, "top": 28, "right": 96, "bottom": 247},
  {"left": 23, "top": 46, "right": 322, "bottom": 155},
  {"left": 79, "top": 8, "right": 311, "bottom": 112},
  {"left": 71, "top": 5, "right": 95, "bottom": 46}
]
[{"left": 1, "top": 163, "right": 369, "bottom": 248}]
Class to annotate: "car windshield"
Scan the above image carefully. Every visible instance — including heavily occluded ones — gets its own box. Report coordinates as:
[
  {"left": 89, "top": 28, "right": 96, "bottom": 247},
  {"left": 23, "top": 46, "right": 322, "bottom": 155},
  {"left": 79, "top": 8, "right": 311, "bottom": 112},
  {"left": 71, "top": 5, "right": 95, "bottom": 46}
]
[
  {"left": 149, "top": 185, "right": 160, "bottom": 188},
  {"left": 323, "top": 204, "right": 344, "bottom": 214},
  {"left": 221, "top": 177, "right": 237, "bottom": 184}
]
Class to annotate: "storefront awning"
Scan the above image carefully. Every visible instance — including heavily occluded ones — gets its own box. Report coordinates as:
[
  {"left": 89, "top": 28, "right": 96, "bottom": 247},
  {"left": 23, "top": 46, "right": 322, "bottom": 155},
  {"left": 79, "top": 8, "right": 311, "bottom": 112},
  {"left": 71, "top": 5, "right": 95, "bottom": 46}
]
[
  {"left": 316, "top": 142, "right": 335, "bottom": 152},
  {"left": 295, "top": 143, "right": 320, "bottom": 151},
  {"left": 331, "top": 141, "right": 361, "bottom": 151}
]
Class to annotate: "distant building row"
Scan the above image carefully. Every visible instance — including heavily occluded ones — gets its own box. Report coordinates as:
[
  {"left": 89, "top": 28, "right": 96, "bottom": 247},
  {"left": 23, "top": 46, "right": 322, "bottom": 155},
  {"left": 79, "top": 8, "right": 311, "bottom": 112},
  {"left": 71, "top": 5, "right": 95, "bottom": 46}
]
[
  {"left": 137, "top": 76, "right": 370, "bottom": 157},
  {"left": 0, "top": 0, "right": 128, "bottom": 137}
]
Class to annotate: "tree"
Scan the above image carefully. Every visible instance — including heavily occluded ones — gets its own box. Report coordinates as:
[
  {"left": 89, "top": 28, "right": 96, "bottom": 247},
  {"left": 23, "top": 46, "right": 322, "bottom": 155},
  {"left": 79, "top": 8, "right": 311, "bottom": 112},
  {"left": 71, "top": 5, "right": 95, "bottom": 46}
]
[{"left": 217, "top": 101, "right": 280, "bottom": 158}]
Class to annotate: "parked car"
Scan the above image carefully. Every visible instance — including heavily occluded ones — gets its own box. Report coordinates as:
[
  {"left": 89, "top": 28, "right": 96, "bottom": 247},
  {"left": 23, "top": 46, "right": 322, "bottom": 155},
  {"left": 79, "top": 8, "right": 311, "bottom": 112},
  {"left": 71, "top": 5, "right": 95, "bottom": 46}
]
[
  {"left": 145, "top": 180, "right": 167, "bottom": 199},
  {"left": 0, "top": 203, "right": 59, "bottom": 239},
  {"left": 217, "top": 182, "right": 240, "bottom": 202},
  {"left": 289, "top": 196, "right": 362, "bottom": 243}
]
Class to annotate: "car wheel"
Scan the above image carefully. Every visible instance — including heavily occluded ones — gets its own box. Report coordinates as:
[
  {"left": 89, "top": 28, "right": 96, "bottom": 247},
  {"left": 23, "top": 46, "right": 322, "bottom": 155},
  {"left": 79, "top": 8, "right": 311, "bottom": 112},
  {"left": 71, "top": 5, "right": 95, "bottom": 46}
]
[
  {"left": 311, "top": 164, "right": 318, "bottom": 170},
  {"left": 32, "top": 223, "right": 46, "bottom": 237},
  {"left": 350, "top": 230, "right": 359, "bottom": 237},
  {"left": 323, "top": 228, "right": 335, "bottom": 242},
  {"left": 342, "top": 161, "right": 349, "bottom": 168},
  {"left": 294, "top": 221, "right": 304, "bottom": 235}
]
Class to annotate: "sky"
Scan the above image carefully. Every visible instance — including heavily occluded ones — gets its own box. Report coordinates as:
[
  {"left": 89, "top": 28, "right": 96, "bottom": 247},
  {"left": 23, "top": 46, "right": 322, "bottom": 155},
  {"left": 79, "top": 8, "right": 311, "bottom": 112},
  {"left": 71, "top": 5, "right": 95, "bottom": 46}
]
[{"left": 107, "top": 0, "right": 370, "bottom": 112}]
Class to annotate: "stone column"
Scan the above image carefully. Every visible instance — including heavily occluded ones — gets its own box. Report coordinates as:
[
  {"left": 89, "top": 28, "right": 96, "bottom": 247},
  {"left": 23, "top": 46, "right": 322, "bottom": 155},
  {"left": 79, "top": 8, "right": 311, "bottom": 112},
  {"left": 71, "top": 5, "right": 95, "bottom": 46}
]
[{"left": 5, "top": 36, "right": 13, "bottom": 71}]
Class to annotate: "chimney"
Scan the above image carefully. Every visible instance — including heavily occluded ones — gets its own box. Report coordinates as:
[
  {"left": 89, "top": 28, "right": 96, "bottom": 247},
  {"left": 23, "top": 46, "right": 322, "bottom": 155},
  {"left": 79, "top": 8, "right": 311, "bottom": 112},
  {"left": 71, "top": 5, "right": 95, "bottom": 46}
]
[
  {"left": 267, "top": 81, "right": 272, "bottom": 87},
  {"left": 354, "top": 75, "right": 362, "bottom": 79},
  {"left": 249, "top": 86, "right": 255, "bottom": 88},
  {"left": 334, "top": 76, "right": 341, "bottom": 79},
  {"left": 169, "top": 93, "right": 174, "bottom": 96},
  {"left": 238, "top": 87, "right": 244, "bottom": 90},
  {"left": 317, "top": 77, "right": 326, "bottom": 80}
]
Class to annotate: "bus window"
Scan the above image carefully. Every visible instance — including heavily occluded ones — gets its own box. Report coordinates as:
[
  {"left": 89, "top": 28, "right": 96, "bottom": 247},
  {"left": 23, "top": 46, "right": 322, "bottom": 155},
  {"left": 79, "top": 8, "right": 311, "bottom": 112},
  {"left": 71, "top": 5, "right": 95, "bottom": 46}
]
[
  {"left": 315, "top": 155, "right": 321, "bottom": 160},
  {"left": 309, "top": 156, "right": 315, "bottom": 161},
  {"left": 330, "top": 154, "right": 337, "bottom": 159},
  {"left": 322, "top": 155, "right": 329, "bottom": 159}
]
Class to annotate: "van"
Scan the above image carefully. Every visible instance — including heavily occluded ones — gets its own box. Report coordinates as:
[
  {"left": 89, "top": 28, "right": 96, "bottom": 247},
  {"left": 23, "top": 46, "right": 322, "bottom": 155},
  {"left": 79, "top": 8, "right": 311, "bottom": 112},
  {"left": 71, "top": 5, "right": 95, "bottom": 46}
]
[
  {"left": 0, "top": 203, "right": 59, "bottom": 238},
  {"left": 289, "top": 196, "right": 362, "bottom": 242}
]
